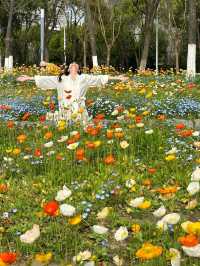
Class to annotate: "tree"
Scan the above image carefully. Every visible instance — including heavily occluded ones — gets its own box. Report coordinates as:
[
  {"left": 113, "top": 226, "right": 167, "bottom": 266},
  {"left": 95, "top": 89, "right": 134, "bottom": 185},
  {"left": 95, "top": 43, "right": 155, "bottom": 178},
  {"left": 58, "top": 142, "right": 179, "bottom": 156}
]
[
  {"left": 97, "top": 0, "right": 121, "bottom": 66},
  {"left": 84, "top": 0, "right": 99, "bottom": 67},
  {"left": 187, "top": 0, "right": 196, "bottom": 78},
  {"left": 133, "top": 0, "right": 160, "bottom": 70}
]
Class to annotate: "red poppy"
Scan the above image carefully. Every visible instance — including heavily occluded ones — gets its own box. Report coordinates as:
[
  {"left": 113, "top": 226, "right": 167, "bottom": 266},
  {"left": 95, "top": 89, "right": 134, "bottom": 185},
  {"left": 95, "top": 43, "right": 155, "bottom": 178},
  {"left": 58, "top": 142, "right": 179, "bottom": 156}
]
[
  {"left": 43, "top": 200, "right": 59, "bottom": 216},
  {"left": 176, "top": 123, "right": 185, "bottom": 130},
  {"left": 0, "top": 252, "right": 17, "bottom": 264},
  {"left": 148, "top": 168, "right": 156, "bottom": 174},
  {"left": 39, "top": 115, "right": 46, "bottom": 123},
  {"left": 106, "top": 130, "right": 114, "bottom": 139},
  {"left": 187, "top": 83, "right": 196, "bottom": 89},
  {"left": 135, "top": 115, "right": 142, "bottom": 123},
  {"left": 34, "top": 148, "right": 42, "bottom": 157}
]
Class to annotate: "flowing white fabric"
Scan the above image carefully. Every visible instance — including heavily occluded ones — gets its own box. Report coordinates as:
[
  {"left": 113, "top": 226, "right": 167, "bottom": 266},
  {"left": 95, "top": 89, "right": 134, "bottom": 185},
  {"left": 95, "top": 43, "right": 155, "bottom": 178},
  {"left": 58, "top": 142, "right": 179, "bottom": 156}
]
[{"left": 35, "top": 74, "right": 108, "bottom": 123}]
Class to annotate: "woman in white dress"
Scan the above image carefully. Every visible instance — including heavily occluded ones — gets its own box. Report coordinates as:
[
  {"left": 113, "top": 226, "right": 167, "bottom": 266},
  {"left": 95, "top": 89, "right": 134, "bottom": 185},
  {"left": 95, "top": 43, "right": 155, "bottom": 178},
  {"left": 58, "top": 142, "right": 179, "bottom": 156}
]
[{"left": 17, "top": 62, "right": 127, "bottom": 124}]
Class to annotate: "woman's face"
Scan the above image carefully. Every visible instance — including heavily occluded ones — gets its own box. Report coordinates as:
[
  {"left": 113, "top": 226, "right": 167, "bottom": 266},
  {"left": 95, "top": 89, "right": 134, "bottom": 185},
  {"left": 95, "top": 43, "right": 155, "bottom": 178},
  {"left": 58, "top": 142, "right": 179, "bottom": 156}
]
[{"left": 69, "top": 64, "right": 79, "bottom": 75}]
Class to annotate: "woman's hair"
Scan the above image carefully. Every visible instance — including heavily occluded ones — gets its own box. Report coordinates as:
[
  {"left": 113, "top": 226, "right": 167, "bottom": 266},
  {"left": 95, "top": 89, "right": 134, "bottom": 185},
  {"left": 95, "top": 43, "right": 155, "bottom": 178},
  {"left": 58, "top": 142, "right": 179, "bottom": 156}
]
[{"left": 58, "top": 62, "right": 81, "bottom": 82}]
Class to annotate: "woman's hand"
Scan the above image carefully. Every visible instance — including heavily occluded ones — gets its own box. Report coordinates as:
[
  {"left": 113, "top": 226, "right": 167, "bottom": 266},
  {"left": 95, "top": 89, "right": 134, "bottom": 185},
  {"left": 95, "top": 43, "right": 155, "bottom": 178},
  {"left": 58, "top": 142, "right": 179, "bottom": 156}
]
[
  {"left": 17, "top": 75, "right": 34, "bottom": 82},
  {"left": 108, "top": 75, "right": 129, "bottom": 82},
  {"left": 118, "top": 75, "right": 129, "bottom": 82}
]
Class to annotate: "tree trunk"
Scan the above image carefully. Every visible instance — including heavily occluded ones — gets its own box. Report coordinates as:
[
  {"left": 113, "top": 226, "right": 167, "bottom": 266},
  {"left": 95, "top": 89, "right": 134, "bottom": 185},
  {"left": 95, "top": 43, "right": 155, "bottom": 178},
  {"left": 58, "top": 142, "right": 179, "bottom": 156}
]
[
  {"left": 139, "top": 25, "right": 152, "bottom": 70},
  {"left": 5, "top": 0, "right": 15, "bottom": 68},
  {"left": 139, "top": 0, "right": 160, "bottom": 70},
  {"left": 175, "top": 50, "right": 179, "bottom": 74},
  {"left": 83, "top": 38, "right": 87, "bottom": 67},
  {"left": 85, "top": 0, "right": 98, "bottom": 67},
  {"left": 106, "top": 46, "right": 111, "bottom": 66},
  {"left": 187, "top": 0, "right": 196, "bottom": 78}
]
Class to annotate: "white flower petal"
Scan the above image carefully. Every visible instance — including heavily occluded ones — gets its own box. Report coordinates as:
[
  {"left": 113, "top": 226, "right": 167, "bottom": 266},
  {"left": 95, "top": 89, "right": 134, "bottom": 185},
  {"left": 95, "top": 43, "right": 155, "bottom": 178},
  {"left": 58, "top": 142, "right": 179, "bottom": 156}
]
[
  {"left": 114, "top": 226, "right": 128, "bottom": 241},
  {"left": 55, "top": 185, "right": 72, "bottom": 201},
  {"left": 153, "top": 205, "right": 166, "bottom": 218},
  {"left": 20, "top": 224, "right": 40, "bottom": 244},
  {"left": 92, "top": 225, "right": 108, "bottom": 234},
  {"left": 162, "top": 213, "right": 180, "bottom": 225},
  {"left": 129, "top": 197, "right": 144, "bottom": 208},
  {"left": 187, "top": 182, "right": 200, "bottom": 195},
  {"left": 182, "top": 244, "right": 200, "bottom": 257},
  {"left": 60, "top": 204, "right": 76, "bottom": 217}
]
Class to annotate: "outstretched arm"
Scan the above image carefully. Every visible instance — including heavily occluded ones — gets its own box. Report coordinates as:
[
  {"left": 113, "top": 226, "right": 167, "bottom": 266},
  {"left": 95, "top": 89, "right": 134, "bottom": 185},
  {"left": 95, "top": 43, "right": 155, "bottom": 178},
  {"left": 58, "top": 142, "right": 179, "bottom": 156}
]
[
  {"left": 83, "top": 74, "right": 128, "bottom": 88},
  {"left": 17, "top": 75, "right": 59, "bottom": 90}
]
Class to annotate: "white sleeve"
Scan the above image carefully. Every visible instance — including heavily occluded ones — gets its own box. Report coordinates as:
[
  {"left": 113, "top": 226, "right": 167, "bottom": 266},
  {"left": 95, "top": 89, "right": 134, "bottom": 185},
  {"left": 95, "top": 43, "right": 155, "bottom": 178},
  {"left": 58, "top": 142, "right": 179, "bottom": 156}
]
[
  {"left": 83, "top": 74, "right": 109, "bottom": 87},
  {"left": 34, "top": 75, "right": 60, "bottom": 90}
]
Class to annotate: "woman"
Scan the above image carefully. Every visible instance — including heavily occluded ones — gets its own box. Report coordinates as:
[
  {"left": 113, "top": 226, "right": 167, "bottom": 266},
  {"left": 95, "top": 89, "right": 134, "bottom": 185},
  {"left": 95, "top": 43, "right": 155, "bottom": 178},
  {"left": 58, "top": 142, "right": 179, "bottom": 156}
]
[{"left": 17, "top": 62, "right": 127, "bottom": 124}]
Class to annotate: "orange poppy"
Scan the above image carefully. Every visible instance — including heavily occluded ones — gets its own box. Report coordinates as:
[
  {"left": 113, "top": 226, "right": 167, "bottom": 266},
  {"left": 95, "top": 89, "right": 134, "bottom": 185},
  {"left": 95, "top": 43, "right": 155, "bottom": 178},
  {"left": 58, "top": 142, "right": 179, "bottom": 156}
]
[
  {"left": 156, "top": 186, "right": 178, "bottom": 194},
  {"left": 178, "top": 234, "right": 199, "bottom": 247},
  {"left": 17, "top": 134, "right": 27, "bottom": 143},
  {"left": 114, "top": 131, "right": 124, "bottom": 139},
  {"left": 44, "top": 131, "right": 53, "bottom": 140},
  {"left": 104, "top": 154, "right": 115, "bottom": 165},
  {"left": 21, "top": 112, "right": 31, "bottom": 121},
  {"left": 86, "top": 142, "right": 96, "bottom": 149},
  {"left": 75, "top": 148, "right": 85, "bottom": 161},
  {"left": 178, "top": 130, "right": 193, "bottom": 138},
  {"left": 0, "top": 184, "right": 8, "bottom": 193},
  {"left": 43, "top": 200, "right": 59, "bottom": 216},
  {"left": 157, "top": 114, "right": 166, "bottom": 121},
  {"left": 7, "top": 120, "right": 14, "bottom": 128},
  {"left": 106, "top": 130, "right": 114, "bottom": 139}
]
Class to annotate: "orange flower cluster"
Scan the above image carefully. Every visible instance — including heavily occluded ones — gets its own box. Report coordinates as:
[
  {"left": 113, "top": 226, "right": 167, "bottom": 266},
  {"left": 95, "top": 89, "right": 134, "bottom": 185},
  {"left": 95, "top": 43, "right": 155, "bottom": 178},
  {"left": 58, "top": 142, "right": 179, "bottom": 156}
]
[
  {"left": 136, "top": 243, "right": 162, "bottom": 260},
  {"left": 178, "top": 234, "right": 199, "bottom": 247}
]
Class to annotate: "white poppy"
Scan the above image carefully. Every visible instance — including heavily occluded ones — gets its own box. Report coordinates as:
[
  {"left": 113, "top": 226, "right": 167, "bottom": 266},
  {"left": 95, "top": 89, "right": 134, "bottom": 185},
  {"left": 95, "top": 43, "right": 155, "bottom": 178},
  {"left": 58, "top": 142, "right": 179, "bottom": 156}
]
[
  {"left": 84, "top": 262, "right": 95, "bottom": 266},
  {"left": 182, "top": 244, "right": 200, "bottom": 257},
  {"left": 113, "top": 255, "right": 124, "bottom": 266},
  {"left": 136, "top": 123, "right": 144, "bottom": 128},
  {"left": 114, "top": 226, "right": 128, "bottom": 241},
  {"left": 161, "top": 213, "right": 180, "bottom": 225},
  {"left": 129, "top": 197, "right": 144, "bottom": 208},
  {"left": 67, "top": 142, "right": 79, "bottom": 150},
  {"left": 76, "top": 250, "right": 92, "bottom": 262},
  {"left": 44, "top": 141, "right": 54, "bottom": 148},
  {"left": 97, "top": 207, "right": 112, "bottom": 220},
  {"left": 187, "top": 181, "right": 200, "bottom": 195},
  {"left": 92, "top": 225, "right": 108, "bottom": 234},
  {"left": 186, "top": 199, "right": 198, "bottom": 209},
  {"left": 166, "top": 147, "right": 178, "bottom": 155},
  {"left": 46, "top": 150, "right": 55, "bottom": 156},
  {"left": 20, "top": 224, "right": 40, "bottom": 244},
  {"left": 60, "top": 204, "right": 76, "bottom": 217},
  {"left": 145, "top": 129, "right": 154, "bottom": 135},
  {"left": 111, "top": 110, "right": 119, "bottom": 116},
  {"left": 125, "top": 179, "right": 136, "bottom": 188},
  {"left": 156, "top": 220, "right": 168, "bottom": 231},
  {"left": 191, "top": 167, "right": 200, "bottom": 181},
  {"left": 120, "top": 140, "right": 129, "bottom": 149},
  {"left": 169, "top": 248, "right": 181, "bottom": 266},
  {"left": 57, "top": 135, "right": 68, "bottom": 143},
  {"left": 153, "top": 205, "right": 166, "bottom": 218},
  {"left": 192, "top": 131, "right": 200, "bottom": 137},
  {"left": 55, "top": 185, "right": 72, "bottom": 201}
]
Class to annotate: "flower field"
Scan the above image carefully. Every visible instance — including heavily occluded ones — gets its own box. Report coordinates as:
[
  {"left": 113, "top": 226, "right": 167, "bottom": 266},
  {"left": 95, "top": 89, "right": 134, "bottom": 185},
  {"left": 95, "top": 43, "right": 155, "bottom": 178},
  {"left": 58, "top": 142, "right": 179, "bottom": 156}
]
[{"left": 2, "top": 69, "right": 200, "bottom": 265}]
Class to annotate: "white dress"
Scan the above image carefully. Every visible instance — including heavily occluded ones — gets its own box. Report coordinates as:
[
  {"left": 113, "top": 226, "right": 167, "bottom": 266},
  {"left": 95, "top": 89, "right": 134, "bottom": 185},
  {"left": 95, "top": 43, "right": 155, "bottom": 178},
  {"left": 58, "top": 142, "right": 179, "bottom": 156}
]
[{"left": 34, "top": 74, "right": 109, "bottom": 123}]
